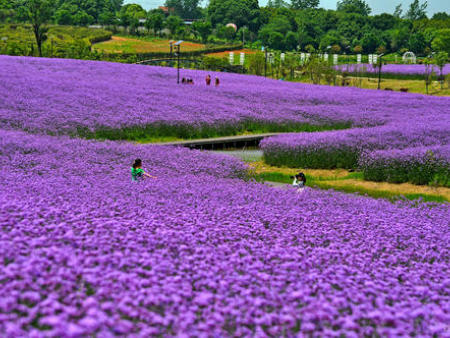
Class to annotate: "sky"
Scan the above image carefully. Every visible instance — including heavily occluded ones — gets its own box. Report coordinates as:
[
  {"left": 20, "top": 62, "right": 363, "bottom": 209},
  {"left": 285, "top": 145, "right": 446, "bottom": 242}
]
[{"left": 124, "top": 0, "right": 449, "bottom": 16}]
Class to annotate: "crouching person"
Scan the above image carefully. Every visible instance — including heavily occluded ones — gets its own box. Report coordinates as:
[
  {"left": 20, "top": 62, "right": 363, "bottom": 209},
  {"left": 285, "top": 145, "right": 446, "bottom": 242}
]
[{"left": 291, "top": 172, "right": 307, "bottom": 192}]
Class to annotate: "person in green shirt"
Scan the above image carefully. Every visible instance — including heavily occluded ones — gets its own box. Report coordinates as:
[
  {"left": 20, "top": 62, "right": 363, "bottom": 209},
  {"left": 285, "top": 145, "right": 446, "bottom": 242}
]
[{"left": 131, "top": 159, "right": 156, "bottom": 182}]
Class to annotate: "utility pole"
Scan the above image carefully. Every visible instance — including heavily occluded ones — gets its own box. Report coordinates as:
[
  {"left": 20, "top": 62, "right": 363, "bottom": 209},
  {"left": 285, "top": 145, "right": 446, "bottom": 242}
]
[{"left": 174, "top": 40, "right": 183, "bottom": 84}]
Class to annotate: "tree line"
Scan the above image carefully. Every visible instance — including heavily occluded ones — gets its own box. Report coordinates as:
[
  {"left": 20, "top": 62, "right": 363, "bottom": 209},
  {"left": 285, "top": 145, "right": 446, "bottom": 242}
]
[{"left": 1, "top": 0, "right": 449, "bottom": 57}]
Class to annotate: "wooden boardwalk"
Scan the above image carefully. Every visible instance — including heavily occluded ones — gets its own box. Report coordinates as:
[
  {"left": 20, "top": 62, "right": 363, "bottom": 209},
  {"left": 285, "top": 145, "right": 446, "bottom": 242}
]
[{"left": 158, "top": 133, "right": 281, "bottom": 149}]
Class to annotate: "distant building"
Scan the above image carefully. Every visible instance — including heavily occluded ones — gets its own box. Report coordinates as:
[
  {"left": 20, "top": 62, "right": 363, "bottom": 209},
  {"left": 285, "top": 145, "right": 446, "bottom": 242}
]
[{"left": 159, "top": 6, "right": 175, "bottom": 16}]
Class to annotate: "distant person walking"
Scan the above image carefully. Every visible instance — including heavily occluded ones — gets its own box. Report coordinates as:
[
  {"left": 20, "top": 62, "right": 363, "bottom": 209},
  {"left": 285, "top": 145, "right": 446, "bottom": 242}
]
[
  {"left": 215, "top": 77, "right": 220, "bottom": 87},
  {"left": 206, "top": 75, "right": 211, "bottom": 86},
  {"left": 131, "top": 159, "right": 156, "bottom": 182}
]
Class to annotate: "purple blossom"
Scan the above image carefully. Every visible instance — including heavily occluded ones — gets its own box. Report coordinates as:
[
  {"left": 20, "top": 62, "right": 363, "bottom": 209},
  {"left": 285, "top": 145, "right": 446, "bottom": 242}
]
[{"left": 0, "top": 129, "right": 449, "bottom": 336}]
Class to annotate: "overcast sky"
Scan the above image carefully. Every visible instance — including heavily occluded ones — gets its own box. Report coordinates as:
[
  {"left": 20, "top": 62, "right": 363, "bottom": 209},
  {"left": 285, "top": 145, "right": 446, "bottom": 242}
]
[{"left": 124, "top": 0, "right": 449, "bottom": 15}]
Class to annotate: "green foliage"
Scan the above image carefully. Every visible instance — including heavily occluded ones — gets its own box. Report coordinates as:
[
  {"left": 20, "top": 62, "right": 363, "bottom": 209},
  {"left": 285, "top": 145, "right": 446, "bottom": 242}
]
[
  {"left": 247, "top": 52, "right": 265, "bottom": 75},
  {"left": 0, "top": 23, "right": 111, "bottom": 59},
  {"left": 290, "top": 0, "right": 319, "bottom": 10},
  {"left": 405, "top": 0, "right": 428, "bottom": 21},
  {"left": 192, "top": 20, "right": 212, "bottom": 43},
  {"left": 165, "top": 0, "right": 201, "bottom": 19},
  {"left": 432, "top": 29, "right": 450, "bottom": 54},
  {"left": 337, "top": 0, "right": 371, "bottom": 16},
  {"left": 207, "top": 0, "right": 260, "bottom": 33},
  {"left": 165, "top": 15, "right": 183, "bottom": 37}
]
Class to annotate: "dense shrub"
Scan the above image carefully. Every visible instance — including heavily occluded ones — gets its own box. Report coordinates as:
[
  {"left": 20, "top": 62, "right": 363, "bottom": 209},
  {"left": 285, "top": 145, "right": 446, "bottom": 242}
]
[{"left": 359, "top": 146, "right": 450, "bottom": 186}]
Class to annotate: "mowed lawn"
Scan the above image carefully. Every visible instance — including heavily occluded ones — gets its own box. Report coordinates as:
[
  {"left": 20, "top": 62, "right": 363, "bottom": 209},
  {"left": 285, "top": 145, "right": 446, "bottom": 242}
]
[{"left": 93, "top": 36, "right": 205, "bottom": 53}]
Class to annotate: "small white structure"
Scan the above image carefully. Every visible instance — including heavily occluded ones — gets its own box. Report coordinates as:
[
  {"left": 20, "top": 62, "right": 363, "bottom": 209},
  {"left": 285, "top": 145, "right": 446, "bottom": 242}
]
[
  {"left": 240, "top": 52, "right": 245, "bottom": 66},
  {"left": 324, "top": 53, "right": 328, "bottom": 62},
  {"left": 402, "top": 51, "right": 416, "bottom": 64},
  {"left": 333, "top": 54, "right": 338, "bottom": 65},
  {"left": 229, "top": 52, "right": 234, "bottom": 65},
  {"left": 357, "top": 54, "right": 361, "bottom": 64},
  {"left": 373, "top": 54, "right": 378, "bottom": 65},
  {"left": 368, "top": 54, "right": 373, "bottom": 64},
  {"left": 280, "top": 53, "right": 285, "bottom": 62}
]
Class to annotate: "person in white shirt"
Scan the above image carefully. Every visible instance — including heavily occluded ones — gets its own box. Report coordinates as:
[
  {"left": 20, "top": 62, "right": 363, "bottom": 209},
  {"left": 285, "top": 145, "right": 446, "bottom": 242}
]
[{"left": 292, "top": 172, "right": 306, "bottom": 192}]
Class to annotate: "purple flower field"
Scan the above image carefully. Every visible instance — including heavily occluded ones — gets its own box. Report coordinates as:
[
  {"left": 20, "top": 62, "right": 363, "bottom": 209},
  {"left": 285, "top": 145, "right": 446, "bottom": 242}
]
[
  {"left": 336, "top": 63, "right": 450, "bottom": 76},
  {"left": 1, "top": 55, "right": 449, "bottom": 137},
  {"left": 1, "top": 129, "right": 449, "bottom": 336},
  {"left": 261, "top": 123, "right": 450, "bottom": 169}
]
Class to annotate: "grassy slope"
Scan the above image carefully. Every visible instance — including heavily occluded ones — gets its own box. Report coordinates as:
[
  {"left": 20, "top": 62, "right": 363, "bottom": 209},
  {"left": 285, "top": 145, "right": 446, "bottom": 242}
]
[
  {"left": 248, "top": 161, "right": 450, "bottom": 203},
  {"left": 93, "top": 36, "right": 205, "bottom": 54}
]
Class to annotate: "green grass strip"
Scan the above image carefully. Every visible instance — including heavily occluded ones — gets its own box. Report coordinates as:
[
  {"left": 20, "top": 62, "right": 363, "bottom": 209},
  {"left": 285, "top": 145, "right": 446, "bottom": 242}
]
[{"left": 253, "top": 171, "right": 448, "bottom": 203}]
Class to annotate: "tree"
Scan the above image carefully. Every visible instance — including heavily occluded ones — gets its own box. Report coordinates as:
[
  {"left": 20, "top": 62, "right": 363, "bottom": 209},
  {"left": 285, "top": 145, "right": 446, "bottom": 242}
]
[
  {"left": 192, "top": 20, "right": 212, "bottom": 43},
  {"left": 147, "top": 11, "right": 164, "bottom": 36},
  {"left": 361, "top": 31, "right": 381, "bottom": 53},
  {"left": 431, "top": 29, "right": 450, "bottom": 54},
  {"left": 405, "top": 0, "right": 427, "bottom": 21},
  {"left": 267, "top": 0, "right": 288, "bottom": 8},
  {"left": 431, "top": 12, "right": 449, "bottom": 21},
  {"left": 423, "top": 57, "right": 433, "bottom": 94},
  {"left": 165, "top": 0, "right": 201, "bottom": 19},
  {"left": 17, "top": 0, "right": 52, "bottom": 57},
  {"left": 284, "top": 31, "right": 298, "bottom": 50},
  {"left": 434, "top": 51, "right": 448, "bottom": 89},
  {"left": 291, "top": 0, "right": 319, "bottom": 10},
  {"left": 165, "top": 15, "right": 183, "bottom": 37},
  {"left": 408, "top": 32, "right": 426, "bottom": 54},
  {"left": 120, "top": 4, "right": 146, "bottom": 35},
  {"left": 207, "top": 0, "right": 260, "bottom": 33},
  {"left": 337, "top": 0, "right": 371, "bottom": 16},
  {"left": 371, "top": 13, "right": 397, "bottom": 31},
  {"left": 393, "top": 4, "right": 402, "bottom": 18}
]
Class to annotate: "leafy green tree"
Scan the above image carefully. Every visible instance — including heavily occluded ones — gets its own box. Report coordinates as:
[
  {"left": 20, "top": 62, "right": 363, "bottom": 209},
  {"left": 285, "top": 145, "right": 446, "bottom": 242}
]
[
  {"left": 337, "top": 13, "right": 365, "bottom": 41},
  {"left": 434, "top": 51, "right": 448, "bottom": 88},
  {"left": 98, "top": 11, "right": 117, "bottom": 27},
  {"left": 259, "top": 15, "right": 292, "bottom": 48},
  {"left": 119, "top": 4, "right": 146, "bottom": 35},
  {"left": 337, "top": 0, "right": 371, "bottom": 16},
  {"left": 432, "top": 29, "right": 450, "bottom": 54},
  {"left": 73, "top": 10, "right": 93, "bottom": 26},
  {"left": 165, "top": 15, "right": 183, "bottom": 37},
  {"left": 192, "top": 20, "right": 212, "bottom": 43},
  {"left": 165, "top": 0, "right": 201, "bottom": 19},
  {"left": 393, "top": 4, "right": 402, "bottom": 18},
  {"left": 408, "top": 32, "right": 426, "bottom": 54},
  {"left": 361, "top": 31, "right": 381, "bottom": 53},
  {"left": 54, "top": 8, "right": 73, "bottom": 25},
  {"left": 319, "top": 30, "right": 341, "bottom": 50},
  {"left": 431, "top": 12, "right": 449, "bottom": 21},
  {"left": 16, "top": 0, "right": 52, "bottom": 57},
  {"left": 267, "top": 0, "right": 288, "bottom": 8},
  {"left": 284, "top": 31, "right": 298, "bottom": 50},
  {"left": 207, "top": 0, "right": 260, "bottom": 33},
  {"left": 371, "top": 13, "right": 397, "bottom": 31},
  {"left": 290, "top": 0, "right": 319, "bottom": 10},
  {"left": 405, "top": 0, "right": 427, "bottom": 21}
]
